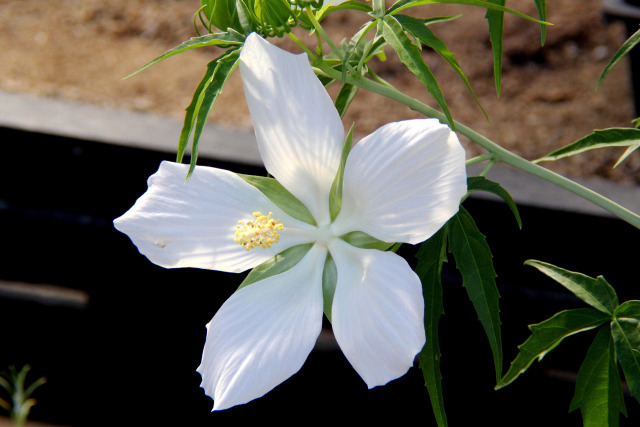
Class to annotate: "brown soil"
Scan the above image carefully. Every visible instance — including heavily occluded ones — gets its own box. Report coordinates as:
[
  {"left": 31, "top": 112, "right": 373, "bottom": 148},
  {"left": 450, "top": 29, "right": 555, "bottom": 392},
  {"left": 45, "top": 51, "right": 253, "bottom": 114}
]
[{"left": 1, "top": 0, "right": 638, "bottom": 183}]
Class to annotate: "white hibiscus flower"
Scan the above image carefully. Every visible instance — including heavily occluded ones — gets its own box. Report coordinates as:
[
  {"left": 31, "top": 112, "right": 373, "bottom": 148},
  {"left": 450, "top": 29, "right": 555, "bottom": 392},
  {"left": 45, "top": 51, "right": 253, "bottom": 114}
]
[{"left": 114, "top": 32, "right": 467, "bottom": 411}]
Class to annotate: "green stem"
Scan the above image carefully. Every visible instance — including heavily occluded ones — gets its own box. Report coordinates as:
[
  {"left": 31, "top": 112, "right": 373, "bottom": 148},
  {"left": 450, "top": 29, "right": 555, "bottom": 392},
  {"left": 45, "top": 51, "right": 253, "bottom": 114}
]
[
  {"left": 286, "top": 31, "right": 317, "bottom": 59},
  {"left": 316, "top": 62, "right": 640, "bottom": 229}
]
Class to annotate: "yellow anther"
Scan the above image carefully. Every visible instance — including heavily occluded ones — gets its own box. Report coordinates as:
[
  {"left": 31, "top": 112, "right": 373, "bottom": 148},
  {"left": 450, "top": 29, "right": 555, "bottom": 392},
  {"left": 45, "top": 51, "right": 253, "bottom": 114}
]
[{"left": 234, "top": 211, "right": 284, "bottom": 251}]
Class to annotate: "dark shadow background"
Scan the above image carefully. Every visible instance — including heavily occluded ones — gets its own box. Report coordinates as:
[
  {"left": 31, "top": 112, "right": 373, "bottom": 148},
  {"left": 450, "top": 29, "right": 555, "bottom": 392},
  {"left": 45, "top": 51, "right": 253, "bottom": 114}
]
[{"left": 0, "top": 128, "right": 638, "bottom": 425}]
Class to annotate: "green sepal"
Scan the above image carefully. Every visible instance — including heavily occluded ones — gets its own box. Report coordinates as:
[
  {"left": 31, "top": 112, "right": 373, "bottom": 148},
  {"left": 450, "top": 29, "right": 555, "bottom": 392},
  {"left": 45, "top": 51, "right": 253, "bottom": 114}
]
[
  {"left": 598, "top": 27, "right": 640, "bottom": 89},
  {"left": 178, "top": 48, "right": 241, "bottom": 180},
  {"left": 569, "top": 326, "right": 627, "bottom": 426},
  {"left": 237, "top": 174, "right": 317, "bottom": 226},
  {"left": 497, "top": 308, "right": 610, "bottom": 389},
  {"left": 124, "top": 31, "right": 244, "bottom": 79},
  {"left": 525, "top": 260, "right": 619, "bottom": 315},
  {"left": 466, "top": 176, "right": 521, "bottom": 229},
  {"left": 484, "top": 0, "right": 505, "bottom": 96},
  {"left": 202, "top": 0, "right": 241, "bottom": 32},
  {"left": 382, "top": 14, "right": 454, "bottom": 129},
  {"left": 335, "top": 83, "right": 359, "bottom": 118},
  {"left": 394, "top": 14, "right": 487, "bottom": 120},
  {"left": 534, "top": 128, "right": 640, "bottom": 168},
  {"left": 237, "top": 243, "right": 314, "bottom": 290},
  {"left": 340, "top": 231, "right": 395, "bottom": 251},
  {"left": 416, "top": 226, "right": 449, "bottom": 427},
  {"left": 447, "top": 207, "right": 502, "bottom": 383},
  {"left": 329, "top": 125, "right": 354, "bottom": 222},
  {"left": 322, "top": 253, "right": 337, "bottom": 322},
  {"left": 612, "top": 300, "right": 640, "bottom": 404}
]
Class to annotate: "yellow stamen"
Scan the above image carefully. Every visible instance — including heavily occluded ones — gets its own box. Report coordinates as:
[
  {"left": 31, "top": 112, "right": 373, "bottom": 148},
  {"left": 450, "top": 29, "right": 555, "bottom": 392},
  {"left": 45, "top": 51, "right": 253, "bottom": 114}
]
[{"left": 234, "top": 211, "right": 284, "bottom": 251}]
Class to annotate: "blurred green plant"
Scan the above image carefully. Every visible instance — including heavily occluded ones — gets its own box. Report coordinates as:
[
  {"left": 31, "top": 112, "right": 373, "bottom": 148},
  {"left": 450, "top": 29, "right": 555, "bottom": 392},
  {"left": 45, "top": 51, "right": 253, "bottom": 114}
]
[{"left": 0, "top": 365, "right": 46, "bottom": 427}]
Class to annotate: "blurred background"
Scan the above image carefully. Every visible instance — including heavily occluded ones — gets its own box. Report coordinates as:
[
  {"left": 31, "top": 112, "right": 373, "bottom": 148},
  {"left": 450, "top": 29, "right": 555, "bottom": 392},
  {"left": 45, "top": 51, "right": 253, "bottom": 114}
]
[{"left": 1, "top": 0, "right": 640, "bottom": 425}]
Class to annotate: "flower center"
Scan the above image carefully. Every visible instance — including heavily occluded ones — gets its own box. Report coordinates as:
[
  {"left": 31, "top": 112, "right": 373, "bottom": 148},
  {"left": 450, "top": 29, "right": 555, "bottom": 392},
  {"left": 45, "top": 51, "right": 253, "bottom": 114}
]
[{"left": 234, "top": 211, "right": 283, "bottom": 251}]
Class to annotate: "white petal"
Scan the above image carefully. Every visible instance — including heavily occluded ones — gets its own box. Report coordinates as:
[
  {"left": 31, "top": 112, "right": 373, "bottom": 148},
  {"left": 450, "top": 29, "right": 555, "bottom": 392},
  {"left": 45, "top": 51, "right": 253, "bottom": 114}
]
[
  {"left": 329, "top": 239, "right": 425, "bottom": 388},
  {"left": 114, "top": 161, "right": 313, "bottom": 273},
  {"left": 197, "top": 244, "right": 326, "bottom": 410},
  {"left": 239, "top": 33, "right": 344, "bottom": 225},
  {"left": 333, "top": 119, "right": 467, "bottom": 244}
]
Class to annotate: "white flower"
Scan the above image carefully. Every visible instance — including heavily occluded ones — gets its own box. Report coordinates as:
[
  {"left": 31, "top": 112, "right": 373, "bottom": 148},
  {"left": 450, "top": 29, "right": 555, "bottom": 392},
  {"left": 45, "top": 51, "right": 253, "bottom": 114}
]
[{"left": 114, "top": 33, "right": 467, "bottom": 411}]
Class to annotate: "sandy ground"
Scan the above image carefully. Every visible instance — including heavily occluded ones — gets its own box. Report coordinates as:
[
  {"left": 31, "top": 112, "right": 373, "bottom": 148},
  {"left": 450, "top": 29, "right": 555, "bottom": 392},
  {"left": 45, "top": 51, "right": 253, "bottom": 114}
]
[{"left": 1, "top": 0, "right": 638, "bottom": 183}]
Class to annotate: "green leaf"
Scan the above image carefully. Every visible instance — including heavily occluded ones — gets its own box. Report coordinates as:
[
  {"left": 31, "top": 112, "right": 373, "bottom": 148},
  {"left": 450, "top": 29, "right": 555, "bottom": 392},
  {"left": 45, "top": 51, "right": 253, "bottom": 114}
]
[
  {"left": 612, "top": 300, "right": 640, "bottom": 403},
  {"left": 322, "top": 253, "right": 337, "bottom": 321},
  {"left": 533, "top": 0, "right": 547, "bottom": 45},
  {"left": 335, "top": 83, "right": 359, "bottom": 118},
  {"left": 204, "top": 0, "right": 241, "bottom": 32},
  {"left": 315, "top": 0, "right": 373, "bottom": 22},
  {"left": 340, "top": 231, "right": 395, "bottom": 251},
  {"left": 179, "top": 48, "right": 241, "bottom": 180},
  {"left": 124, "top": 31, "right": 244, "bottom": 79},
  {"left": 329, "top": 126, "right": 354, "bottom": 222},
  {"left": 238, "top": 243, "right": 314, "bottom": 290},
  {"left": 570, "top": 326, "right": 627, "bottom": 427},
  {"left": 484, "top": 0, "right": 505, "bottom": 96},
  {"left": 382, "top": 15, "right": 454, "bottom": 128},
  {"left": 448, "top": 207, "right": 502, "bottom": 382},
  {"left": 599, "top": 27, "right": 640, "bottom": 89},
  {"left": 393, "top": 14, "right": 487, "bottom": 120},
  {"left": 497, "top": 308, "right": 610, "bottom": 389},
  {"left": 416, "top": 226, "right": 449, "bottom": 427},
  {"left": 525, "top": 260, "right": 619, "bottom": 315},
  {"left": 388, "top": 0, "right": 550, "bottom": 25},
  {"left": 237, "top": 174, "right": 317, "bottom": 226},
  {"left": 466, "top": 176, "right": 521, "bottom": 229},
  {"left": 535, "top": 128, "right": 640, "bottom": 167}
]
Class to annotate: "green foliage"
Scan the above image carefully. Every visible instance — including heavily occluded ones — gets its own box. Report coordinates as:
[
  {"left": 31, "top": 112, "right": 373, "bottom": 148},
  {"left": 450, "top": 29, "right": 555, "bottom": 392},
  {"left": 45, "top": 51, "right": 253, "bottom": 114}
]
[
  {"left": 466, "top": 176, "right": 522, "bottom": 229},
  {"left": 237, "top": 174, "right": 317, "bottom": 226},
  {"left": 447, "top": 207, "right": 503, "bottom": 383},
  {"left": 0, "top": 365, "right": 46, "bottom": 427},
  {"left": 329, "top": 126, "right": 354, "bottom": 222},
  {"left": 598, "top": 27, "right": 640, "bottom": 89},
  {"left": 382, "top": 14, "right": 454, "bottom": 128},
  {"left": 500, "top": 261, "right": 640, "bottom": 427},
  {"left": 535, "top": 128, "right": 640, "bottom": 168},
  {"left": 339, "top": 231, "right": 395, "bottom": 251},
  {"left": 178, "top": 48, "right": 241, "bottom": 180},
  {"left": 238, "top": 243, "right": 314, "bottom": 290},
  {"left": 416, "top": 227, "right": 449, "bottom": 427},
  {"left": 484, "top": 0, "right": 505, "bottom": 96}
]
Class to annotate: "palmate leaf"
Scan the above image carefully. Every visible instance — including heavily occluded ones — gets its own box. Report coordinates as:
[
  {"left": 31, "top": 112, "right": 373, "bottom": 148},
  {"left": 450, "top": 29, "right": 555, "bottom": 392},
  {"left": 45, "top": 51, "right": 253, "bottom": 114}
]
[
  {"left": 598, "top": 27, "right": 640, "bottom": 89},
  {"left": 125, "top": 31, "right": 244, "bottom": 79},
  {"left": 497, "top": 308, "right": 610, "bottom": 389},
  {"left": 466, "top": 176, "right": 521, "bottom": 229},
  {"left": 484, "top": 0, "right": 505, "bottom": 96},
  {"left": 416, "top": 226, "right": 449, "bottom": 427},
  {"left": 388, "top": 0, "right": 549, "bottom": 25},
  {"left": 382, "top": 15, "right": 454, "bottom": 128},
  {"left": 447, "top": 207, "right": 502, "bottom": 383},
  {"left": 525, "top": 260, "right": 619, "bottom": 315},
  {"left": 612, "top": 301, "right": 640, "bottom": 404},
  {"left": 178, "top": 48, "right": 241, "bottom": 180},
  {"left": 535, "top": 128, "right": 640, "bottom": 168},
  {"left": 393, "top": 14, "right": 488, "bottom": 120},
  {"left": 570, "top": 326, "right": 627, "bottom": 427}
]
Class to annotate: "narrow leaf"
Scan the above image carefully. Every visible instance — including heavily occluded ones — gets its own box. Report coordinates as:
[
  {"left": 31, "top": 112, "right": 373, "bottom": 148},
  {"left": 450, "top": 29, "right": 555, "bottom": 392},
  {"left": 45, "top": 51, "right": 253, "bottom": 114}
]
[
  {"left": 466, "top": 176, "right": 521, "bottom": 229},
  {"left": 382, "top": 15, "right": 454, "bottom": 128},
  {"left": 598, "top": 27, "right": 640, "bottom": 89},
  {"left": 125, "top": 31, "right": 244, "bottom": 79},
  {"left": 535, "top": 128, "right": 640, "bottom": 166},
  {"left": 570, "top": 326, "right": 627, "bottom": 426},
  {"left": 497, "top": 308, "right": 610, "bottom": 388},
  {"left": 533, "top": 0, "right": 547, "bottom": 45},
  {"left": 186, "top": 48, "right": 241, "bottom": 179},
  {"left": 448, "top": 207, "right": 502, "bottom": 382},
  {"left": 612, "top": 300, "right": 640, "bottom": 403},
  {"left": 484, "top": 0, "right": 505, "bottom": 96},
  {"left": 416, "top": 226, "right": 449, "bottom": 427},
  {"left": 335, "top": 83, "right": 359, "bottom": 118},
  {"left": 238, "top": 243, "right": 314, "bottom": 290},
  {"left": 388, "top": 0, "right": 550, "bottom": 25},
  {"left": 237, "top": 174, "right": 317, "bottom": 226},
  {"left": 394, "top": 14, "right": 487, "bottom": 119},
  {"left": 525, "top": 260, "right": 618, "bottom": 315}
]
